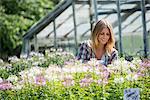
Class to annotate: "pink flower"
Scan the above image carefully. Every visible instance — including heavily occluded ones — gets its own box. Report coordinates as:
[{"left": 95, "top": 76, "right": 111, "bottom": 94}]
[
  {"left": 64, "top": 61, "right": 74, "bottom": 65},
  {"left": 136, "top": 72, "right": 144, "bottom": 77},
  {"left": 0, "top": 81, "right": 13, "bottom": 90},
  {"left": 97, "top": 79, "right": 108, "bottom": 85},
  {"left": 102, "top": 70, "right": 110, "bottom": 79},
  {"left": 62, "top": 80, "right": 74, "bottom": 87},
  {"left": 62, "top": 76, "right": 74, "bottom": 87},
  {"left": 102, "top": 79, "right": 108, "bottom": 85},
  {"left": 97, "top": 79, "right": 102, "bottom": 85},
  {"left": 80, "top": 78, "right": 93, "bottom": 87},
  {"left": 140, "top": 60, "right": 150, "bottom": 68},
  {"left": 35, "top": 75, "right": 46, "bottom": 86}
]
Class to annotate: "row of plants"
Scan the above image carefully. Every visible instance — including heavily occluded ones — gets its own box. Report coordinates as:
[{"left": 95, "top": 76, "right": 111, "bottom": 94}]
[{"left": 0, "top": 50, "right": 149, "bottom": 99}]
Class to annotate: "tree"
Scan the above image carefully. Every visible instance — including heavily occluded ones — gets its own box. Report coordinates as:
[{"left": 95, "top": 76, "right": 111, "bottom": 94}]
[{"left": 0, "top": 0, "right": 60, "bottom": 60}]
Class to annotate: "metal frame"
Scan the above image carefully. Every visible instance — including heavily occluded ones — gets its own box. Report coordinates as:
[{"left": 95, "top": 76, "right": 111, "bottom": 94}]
[
  {"left": 116, "top": 0, "right": 123, "bottom": 57},
  {"left": 141, "top": 0, "right": 148, "bottom": 58},
  {"left": 22, "top": 0, "right": 150, "bottom": 58}
]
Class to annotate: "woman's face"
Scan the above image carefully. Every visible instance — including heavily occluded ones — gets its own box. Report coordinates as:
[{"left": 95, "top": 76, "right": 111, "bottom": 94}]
[{"left": 98, "top": 27, "right": 110, "bottom": 45}]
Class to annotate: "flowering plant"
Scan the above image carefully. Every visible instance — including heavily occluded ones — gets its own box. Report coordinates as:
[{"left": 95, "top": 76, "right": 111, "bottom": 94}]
[{"left": 0, "top": 51, "right": 149, "bottom": 99}]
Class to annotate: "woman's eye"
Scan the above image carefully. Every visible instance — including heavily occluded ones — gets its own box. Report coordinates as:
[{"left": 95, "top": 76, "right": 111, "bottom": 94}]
[
  {"left": 106, "top": 33, "right": 110, "bottom": 36},
  {"left": 100, "top": 33, "right": 104, "bottom": 35}
]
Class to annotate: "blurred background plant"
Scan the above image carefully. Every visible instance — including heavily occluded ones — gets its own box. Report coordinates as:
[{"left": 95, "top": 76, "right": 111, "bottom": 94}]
[{"left": 0, "top": 0, "right": 60, "bottom": 61}]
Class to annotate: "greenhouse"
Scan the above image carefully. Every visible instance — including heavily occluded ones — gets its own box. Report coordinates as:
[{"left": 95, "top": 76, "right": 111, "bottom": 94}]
[
  {"left": 22, "top": 0, "right": 150, "bottom": 58},
  {"left": 0, "top": 0, "right": 150, "bottom": 99}
]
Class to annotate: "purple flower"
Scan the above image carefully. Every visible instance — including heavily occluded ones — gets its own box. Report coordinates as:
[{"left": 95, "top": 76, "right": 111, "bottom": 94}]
[
  {"left": 64, "top": 61, "right": 74, "bottom": 65},
  {"left": 80, "top": 78, "right": 93, "bottom": 87},
  {"left": 62, "top": 80, "right": 74, "bottom": 87},
  {"left": 102, "top": 70, "right": 110, "bottom": 79},
  {"left": 97, "top": 79, "right": 102, "bottom": 84},
  {"left": 140, "top": 59, "right": 150, "bottom": 68},
  {"left": 97, "top": 79, "right": 108, "bottom": 85},
  {"left": 35, "top": 75, "right": 46, "bottom": 86},
  {"left": 0, "top": 81, "right": 13, "bottom": 90},
  {"left": 136, "top": 72, "right": 144, "bottom": 77}
]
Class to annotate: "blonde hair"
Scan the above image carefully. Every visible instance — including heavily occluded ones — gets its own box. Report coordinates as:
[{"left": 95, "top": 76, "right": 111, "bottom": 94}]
[{"left": 91, "top": 19, "right": 115, "bottom": 54}]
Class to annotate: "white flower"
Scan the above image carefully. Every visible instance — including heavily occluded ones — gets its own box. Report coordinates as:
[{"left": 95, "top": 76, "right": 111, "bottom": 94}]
[
  {"left": 114, "top": 77, "right": 124, "bottom": 84},
  {"left": 32, "top": 61, "right": 39, "bottom": 66},
  {"left": 8, "top": 56, "right": 19, "bottom": 63},
  {"left": 132, "top": 58, "right": 141, "bottom": 64},
  {"left": 0, "top": 59, "right": 3, "bottom": 64},
  {"left": 133, "top": 74, "right": 138, "bottom": 81},
  {"left": 7, "top": 75, "right": 18, "bottom": 83},
  {"left": 62, "top": 67, "right": 71, "bottom": 73},
  {"left": 29, "top": 67, "right": 44, "bottom": 76},
  {"left": 126, "top": 74, "right": 134, "bottom": 81},
  {"left": 12, "top": 84, "right": 23, "bottom": 90},
  {"left": 126, "top": 73, "right": 139, "bottom": 81},
  {"left": 44, "top": 74, "right": 52, "bottom": 81},
  {"left": 0, "top": 77, "right": 3, "bottom": 83},
  {"left": 87, "top": 58, "right": 99, "bottom": 67},
  {"left": 20, "top": 54, "right": 27, "bottom": 59}
]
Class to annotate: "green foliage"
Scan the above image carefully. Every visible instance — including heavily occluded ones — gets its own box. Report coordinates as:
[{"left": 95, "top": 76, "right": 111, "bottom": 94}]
[
  {"left": 0, "top": 69, "right": 9, "bottom": 79},
  {"left": 0, "top": 52, "right": 149, "bottom": 99},
  {"left": 0, "top": 61, "right": 30, "bottom": 79},
  {"left": 0, "top": 0, "right": 60, "bottom": 59},
  {"left": 0, "top": 73, "right": 149, "bottom": 99},
  {"left": 0, "top": 51, "right": 74, "bottom": 79},
  {"left": 40, "top": 51, "right": 75, "bottom": 67}
]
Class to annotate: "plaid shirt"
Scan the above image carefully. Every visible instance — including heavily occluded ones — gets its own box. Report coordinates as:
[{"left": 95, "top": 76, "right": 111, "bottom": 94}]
[{"left": 76, "top": 40, "right": 118, "bottom": 65}]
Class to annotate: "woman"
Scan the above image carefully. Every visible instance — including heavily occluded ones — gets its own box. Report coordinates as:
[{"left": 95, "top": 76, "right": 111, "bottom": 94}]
[{"left": 76, "top": 19, "right": 118, "bottom": 66}]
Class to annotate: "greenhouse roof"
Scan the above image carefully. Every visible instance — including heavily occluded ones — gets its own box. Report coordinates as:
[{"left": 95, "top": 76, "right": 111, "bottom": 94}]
[{"left": 22, "top": 0, "right": 150, "bottom": 52}]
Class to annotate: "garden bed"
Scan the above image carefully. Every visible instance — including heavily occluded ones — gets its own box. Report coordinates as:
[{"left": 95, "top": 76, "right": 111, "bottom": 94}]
[{"left": 0, "top": 50, "right": 149, "bottom": 99}]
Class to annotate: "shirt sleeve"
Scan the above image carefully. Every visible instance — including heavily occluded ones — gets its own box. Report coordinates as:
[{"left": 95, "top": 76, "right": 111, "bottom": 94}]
[
  {"left": 112, "top": 50, "right": 118, "bottom": 61},
  {"left": 76, "top": 43, "right": 91, "bottom": 62},
  {"left": 108, "top": 49, "right": 118, "bottom": 64}
]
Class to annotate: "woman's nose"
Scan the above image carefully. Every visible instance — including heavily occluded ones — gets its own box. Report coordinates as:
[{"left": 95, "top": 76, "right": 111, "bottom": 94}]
[{"left": 103, "top": 34, "right": 107, "bottom": 37}]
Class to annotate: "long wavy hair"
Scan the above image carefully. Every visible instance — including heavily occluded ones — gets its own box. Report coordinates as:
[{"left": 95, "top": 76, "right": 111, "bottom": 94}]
[{"left": 91, "top": 19, "right": 115, "bottom": 54}]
